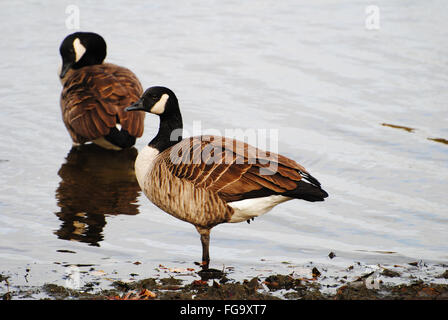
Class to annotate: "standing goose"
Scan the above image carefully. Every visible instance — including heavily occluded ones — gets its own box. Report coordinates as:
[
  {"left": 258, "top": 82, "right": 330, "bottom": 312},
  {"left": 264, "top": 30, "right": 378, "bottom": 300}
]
[
  {"left": 59, "top": 32, "right": 145, "bottom": 150},
  {"left": 126, "top": 86, "right": 329, "bottom": 270}
]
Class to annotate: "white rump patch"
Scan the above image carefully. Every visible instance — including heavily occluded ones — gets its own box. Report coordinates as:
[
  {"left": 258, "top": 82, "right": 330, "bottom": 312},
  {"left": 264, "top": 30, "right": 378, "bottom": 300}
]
[
  {"left": 228, "top": 195, "right": 292, "bottom": 223},
  {"left": 151, "top": 94, "right": 169, "bottom": 115},
  {"left": 73, "top": 38, "right": 86, "bottom": 62}
]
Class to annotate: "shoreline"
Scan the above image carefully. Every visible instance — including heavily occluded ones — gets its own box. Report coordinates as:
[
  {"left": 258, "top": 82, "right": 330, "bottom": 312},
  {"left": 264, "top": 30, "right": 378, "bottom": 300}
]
[{"left": 2, "top": 262, "right": 447, "bottom": 300}]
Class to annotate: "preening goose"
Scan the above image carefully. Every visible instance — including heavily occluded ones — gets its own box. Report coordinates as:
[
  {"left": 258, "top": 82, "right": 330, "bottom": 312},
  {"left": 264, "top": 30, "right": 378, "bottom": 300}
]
[
  {"left": 126, "top": 86, "right": 329, "bottom": 270},
  {"left": 59, "top": 32, "right": 145, "bottom": 150}
]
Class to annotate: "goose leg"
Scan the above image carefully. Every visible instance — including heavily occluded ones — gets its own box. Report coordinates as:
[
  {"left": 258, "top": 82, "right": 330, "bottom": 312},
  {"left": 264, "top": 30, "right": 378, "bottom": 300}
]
[{"left": 195, "top": 226, "right": 211, "bottom": 270}]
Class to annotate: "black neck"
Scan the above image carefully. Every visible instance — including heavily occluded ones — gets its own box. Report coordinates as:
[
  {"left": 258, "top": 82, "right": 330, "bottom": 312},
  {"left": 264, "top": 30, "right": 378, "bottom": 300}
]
[{"left": 148, "top": 101, "right": 183, "bottom": 152}]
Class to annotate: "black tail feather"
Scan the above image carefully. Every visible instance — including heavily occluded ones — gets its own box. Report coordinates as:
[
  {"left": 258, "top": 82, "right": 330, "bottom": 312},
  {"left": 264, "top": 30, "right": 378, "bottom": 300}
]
[
  {"left": 299, "top": 171, "right": 322, "bottom": 188},
  {"left": 104, "top": 128, "right": 136, "bottom": 149},
  {"left": 285, "top": 180, "right": 329, "bottom": 202}
]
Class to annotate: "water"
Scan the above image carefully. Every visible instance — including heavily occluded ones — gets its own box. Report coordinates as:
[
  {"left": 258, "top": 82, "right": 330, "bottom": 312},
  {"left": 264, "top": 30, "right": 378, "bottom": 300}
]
[{"left": 1, "top": 1, "right": 447, "bottom": 294}]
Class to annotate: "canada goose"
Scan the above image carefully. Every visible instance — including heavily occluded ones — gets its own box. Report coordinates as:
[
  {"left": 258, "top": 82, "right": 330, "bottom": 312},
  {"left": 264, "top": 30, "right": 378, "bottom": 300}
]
[
  {"left": 59, "top": 32, "right": 145, "bottom": 150},
  {"left": 126, "top": 86, "right": 329, "bottom": 270}
]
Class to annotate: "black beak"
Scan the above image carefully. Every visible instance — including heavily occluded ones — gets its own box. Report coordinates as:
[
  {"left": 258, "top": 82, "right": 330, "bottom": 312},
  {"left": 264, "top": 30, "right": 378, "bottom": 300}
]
[
  {"left": 125, "top": 99, "right": 145, "bottom": 112},
  {"left": 59, "top": 62, "right": 73, "bottom": 79}
]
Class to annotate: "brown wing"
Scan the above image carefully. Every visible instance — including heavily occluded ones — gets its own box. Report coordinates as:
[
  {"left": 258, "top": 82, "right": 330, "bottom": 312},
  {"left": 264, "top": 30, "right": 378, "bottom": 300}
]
[
  {"left": 60, "top": 63, "right": 144, "bottom": 142},
  {"left": 160, "top": 135, "right": 325, "bottom": 203}
]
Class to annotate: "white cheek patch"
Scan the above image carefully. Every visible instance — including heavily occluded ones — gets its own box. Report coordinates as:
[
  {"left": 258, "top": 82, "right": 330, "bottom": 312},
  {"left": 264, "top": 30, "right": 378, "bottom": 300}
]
[
  {"left": 151, "top": 94, "right": 169, "bottom": 114},
  {"left": 73, "top": 38, "right": 86, "bottom": 62}
]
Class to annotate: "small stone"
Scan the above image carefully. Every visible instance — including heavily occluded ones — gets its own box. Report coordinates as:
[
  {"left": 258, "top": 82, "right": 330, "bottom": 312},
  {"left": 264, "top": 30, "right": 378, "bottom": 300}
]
[
  {"left": 381, "top": 268, "right": 400, "bottom": 278},
  {"left": 312, "top": 267, "right": 321, "bottom": 278}
]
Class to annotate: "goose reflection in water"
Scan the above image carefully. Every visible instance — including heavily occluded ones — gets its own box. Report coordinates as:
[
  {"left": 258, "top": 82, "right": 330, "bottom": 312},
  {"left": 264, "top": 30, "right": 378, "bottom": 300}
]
[{"left": 54, "top": 144, "right": 141, "bottom": 246}]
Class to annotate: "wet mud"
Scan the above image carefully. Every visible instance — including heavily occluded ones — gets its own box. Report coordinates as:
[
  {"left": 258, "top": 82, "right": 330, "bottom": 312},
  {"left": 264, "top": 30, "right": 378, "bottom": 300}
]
[{"left": 2, "top": 263, "right": 447, "bottom": 300}]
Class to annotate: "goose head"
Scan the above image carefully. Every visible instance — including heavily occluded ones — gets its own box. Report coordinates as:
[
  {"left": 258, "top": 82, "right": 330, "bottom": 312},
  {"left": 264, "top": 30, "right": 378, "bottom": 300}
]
[
  {"left": 59, "top": 32, "right": 107, "bottom": 79},
  {"left": 125, "top": 86, "right": 179, "bottom": 117},
  {"left": 126, "top": 86, "right": 183, "bottom": 151}
]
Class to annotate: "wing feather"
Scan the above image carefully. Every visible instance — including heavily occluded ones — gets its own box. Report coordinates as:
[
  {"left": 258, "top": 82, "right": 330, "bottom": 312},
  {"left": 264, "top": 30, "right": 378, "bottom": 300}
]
[
  {"left": 60, "top": 63, "right": 144, "bottom": 142},
  {"left": 159, "top": 136, "right": 325, "bottom": 203}
]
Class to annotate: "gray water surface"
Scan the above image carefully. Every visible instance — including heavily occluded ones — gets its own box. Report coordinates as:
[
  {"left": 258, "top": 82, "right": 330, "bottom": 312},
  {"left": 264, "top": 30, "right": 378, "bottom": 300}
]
[{"left": 1, "top": 1, "right": 447, "bottom": 294}]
